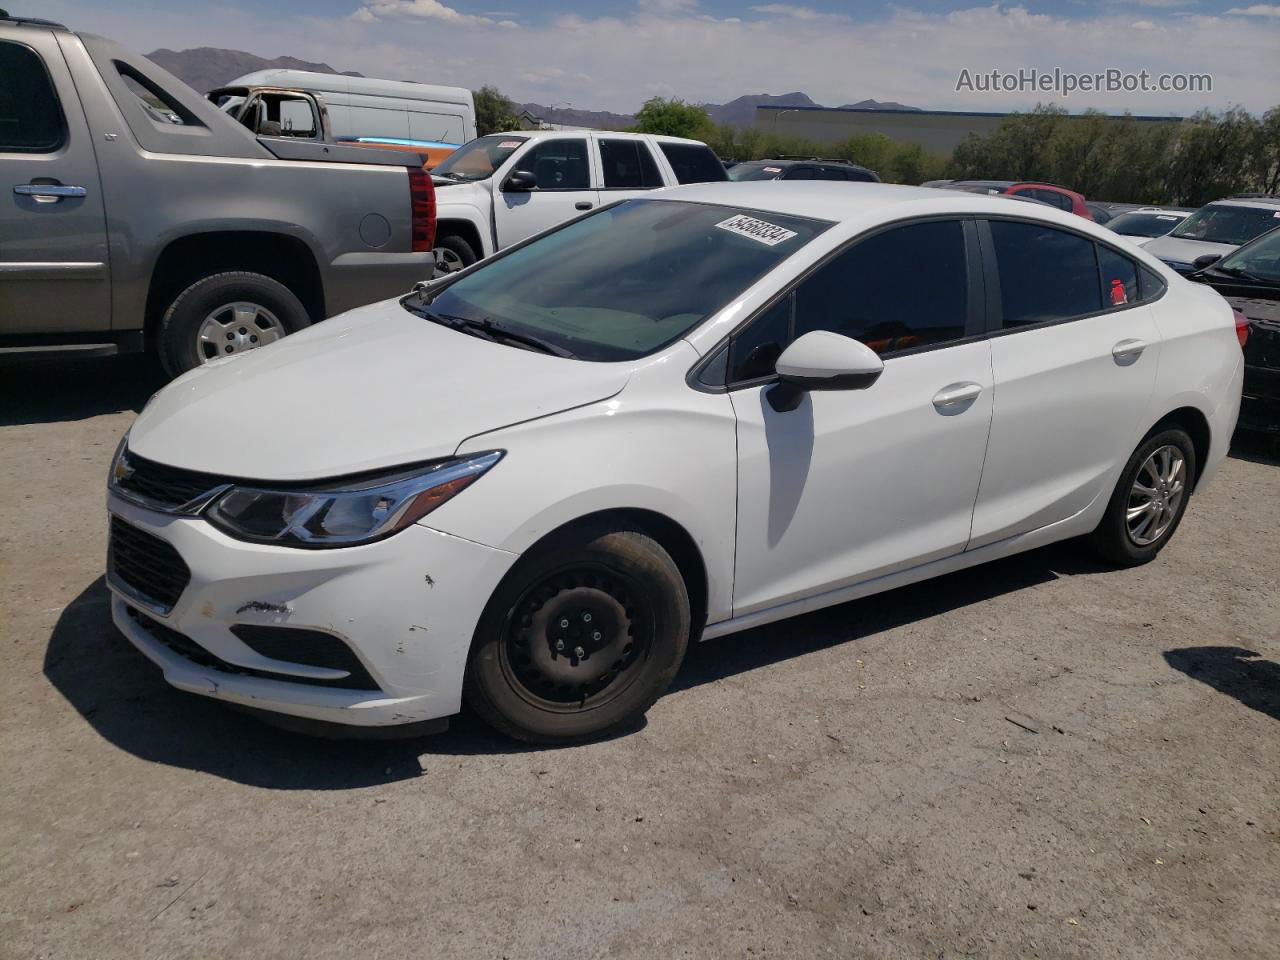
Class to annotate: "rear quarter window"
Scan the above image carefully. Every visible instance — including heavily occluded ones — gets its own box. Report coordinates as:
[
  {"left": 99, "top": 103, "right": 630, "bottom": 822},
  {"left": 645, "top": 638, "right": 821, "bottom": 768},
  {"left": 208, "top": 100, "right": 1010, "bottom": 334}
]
[
  {"left": 0, "top": 41, "right": 66, "bottom": 152},
  {"left": 658, "top": 143, "right": 728, "bottom": 184}
]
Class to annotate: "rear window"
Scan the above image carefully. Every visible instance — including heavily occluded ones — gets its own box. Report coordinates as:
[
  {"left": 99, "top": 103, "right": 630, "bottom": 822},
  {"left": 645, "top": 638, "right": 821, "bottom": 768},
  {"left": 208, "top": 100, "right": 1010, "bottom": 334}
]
[
  {"left": 0, "top": 41, "right": 65, "bottom": 152},
  {"left": 658, "top": 143, "right": 728, "bottom": 184},
  {"left": 1108, "top": 212, "right": 1185, "bottom": 238},
  {"left": 727, "top": 162, "right": 785, "bottom": 181}
]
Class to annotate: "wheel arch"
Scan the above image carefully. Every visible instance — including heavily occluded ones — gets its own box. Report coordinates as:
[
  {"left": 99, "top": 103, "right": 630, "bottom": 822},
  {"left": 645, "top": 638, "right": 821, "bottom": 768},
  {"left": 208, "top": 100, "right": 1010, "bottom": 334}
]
[
  {"left": 435, "top": 217, "right": 486, "bottom": 259},
  {"left": 1149, "top": 405, "right": 1212, "bottom": 488},
  {"left": 145, "top": 231, "right": 325, "bottom": 342}
]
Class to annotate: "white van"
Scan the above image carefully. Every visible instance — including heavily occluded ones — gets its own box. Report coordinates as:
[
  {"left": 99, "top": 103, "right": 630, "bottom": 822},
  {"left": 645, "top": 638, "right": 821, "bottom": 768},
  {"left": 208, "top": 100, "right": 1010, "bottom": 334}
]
[{"left": 226, "top": 69, "right": 476, "bottom": 152}]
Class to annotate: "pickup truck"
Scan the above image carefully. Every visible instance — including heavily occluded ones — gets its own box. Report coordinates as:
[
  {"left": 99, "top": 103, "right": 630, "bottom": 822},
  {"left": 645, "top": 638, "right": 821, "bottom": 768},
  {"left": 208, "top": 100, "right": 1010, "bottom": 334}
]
[
  {"left": 0, "top": 16, "right": 436, "bottom": 376},
  {"left": 427, "top": 129, "right": 727, "bottom": 271}
]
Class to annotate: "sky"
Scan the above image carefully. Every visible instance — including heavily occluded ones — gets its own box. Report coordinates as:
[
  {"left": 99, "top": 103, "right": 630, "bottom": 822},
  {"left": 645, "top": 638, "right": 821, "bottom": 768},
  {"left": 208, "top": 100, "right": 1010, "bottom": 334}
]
[{"left": 34, "top": 1, "right": 1280, "bottom": 115}]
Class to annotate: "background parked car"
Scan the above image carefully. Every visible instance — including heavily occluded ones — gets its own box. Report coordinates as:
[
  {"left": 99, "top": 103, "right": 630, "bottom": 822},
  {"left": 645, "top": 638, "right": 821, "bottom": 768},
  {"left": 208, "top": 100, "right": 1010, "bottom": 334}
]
[
  {"left": 1086, "top": 202, "right": 1115, "bottom": 225},
  {"left": 1144, "top": 195, "right": 1280, "bottom": 274},
  {"left": 726, "top": 157, "right": 880, "bottom": 183},
  {"left": 944, "top": 180, "right": 1094, "bottom": 220},
  {"left": 429, "top": 130, "right": 727, "bottom": 271},
  {"left": 1189, "top": 225, "right": 1280, "bottom": 435},
  {"left": 1106, "top": 208, "right": 1192, "bottom": 246},
  {"left": 0, "top": 18, "right": 436, "bottom": 377}
]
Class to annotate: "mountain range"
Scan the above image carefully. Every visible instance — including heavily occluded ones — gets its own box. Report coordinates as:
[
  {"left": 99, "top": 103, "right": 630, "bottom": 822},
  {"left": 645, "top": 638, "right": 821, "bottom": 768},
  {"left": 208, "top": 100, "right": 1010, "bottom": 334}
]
[{"left": 145, "top": 47, "right": 919, "bottom": 127}]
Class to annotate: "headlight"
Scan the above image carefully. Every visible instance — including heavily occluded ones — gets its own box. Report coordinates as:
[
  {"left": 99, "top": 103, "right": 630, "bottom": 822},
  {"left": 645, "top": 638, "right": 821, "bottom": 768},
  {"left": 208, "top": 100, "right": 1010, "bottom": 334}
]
[{"left": 205, "top": 451, "right": 502, "bottom": 548}]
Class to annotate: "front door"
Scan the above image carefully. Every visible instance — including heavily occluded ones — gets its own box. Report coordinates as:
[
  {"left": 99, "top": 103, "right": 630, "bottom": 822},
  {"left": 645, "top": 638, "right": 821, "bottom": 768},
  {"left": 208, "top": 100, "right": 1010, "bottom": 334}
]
[
  {"left": 730, "top": 218, "right": 994, "bottom": 615},
  {"left": 494, "top": 137, "right": 599, "bottom": 248},
  {"left": 0, "top": 34, "right": 110, "bottom": 334}
]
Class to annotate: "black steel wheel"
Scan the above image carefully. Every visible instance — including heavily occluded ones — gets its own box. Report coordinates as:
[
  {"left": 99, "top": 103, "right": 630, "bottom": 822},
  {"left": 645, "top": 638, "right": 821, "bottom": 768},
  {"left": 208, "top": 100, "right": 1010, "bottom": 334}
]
[{"left": 466, "top": 524, "right": 690, "bottom": 743}]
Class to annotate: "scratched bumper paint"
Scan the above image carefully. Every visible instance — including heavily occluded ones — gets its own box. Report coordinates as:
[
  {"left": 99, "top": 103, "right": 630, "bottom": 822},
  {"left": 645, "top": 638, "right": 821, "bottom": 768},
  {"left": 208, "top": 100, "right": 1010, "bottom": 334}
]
[{"left": 107, "top": 492, "right": 518, "bottom": 727}]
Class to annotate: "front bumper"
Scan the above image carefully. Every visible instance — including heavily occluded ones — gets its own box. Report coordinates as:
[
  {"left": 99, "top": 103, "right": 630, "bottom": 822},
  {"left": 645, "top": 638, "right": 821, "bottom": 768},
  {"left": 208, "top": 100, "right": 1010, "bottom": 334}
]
[{"left": 106, "top": 493, "right": 517, "bottom": 728}]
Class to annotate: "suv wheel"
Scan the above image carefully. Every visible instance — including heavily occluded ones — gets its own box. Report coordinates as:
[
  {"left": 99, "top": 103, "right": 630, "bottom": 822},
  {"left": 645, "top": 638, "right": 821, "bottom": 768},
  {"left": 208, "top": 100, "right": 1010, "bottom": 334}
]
[
  {"left": 433, "top": 234, "right": 477, "bottom": 274},
  {"left": 158, "top": 272, "right": 310, "bottom": 378}
]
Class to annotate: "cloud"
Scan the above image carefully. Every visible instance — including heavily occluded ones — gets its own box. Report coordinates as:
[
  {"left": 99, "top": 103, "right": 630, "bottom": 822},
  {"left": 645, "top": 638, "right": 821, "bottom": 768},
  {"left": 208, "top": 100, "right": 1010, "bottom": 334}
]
[
  {"left": 1225, "top": 3, "right": 1280, "bottom": 14},
  {"left": 350, "top": 0, "right": 517, "bottom": 28},
  {"left": 750, "top": 4, "right": 846, "bottom": 20}
]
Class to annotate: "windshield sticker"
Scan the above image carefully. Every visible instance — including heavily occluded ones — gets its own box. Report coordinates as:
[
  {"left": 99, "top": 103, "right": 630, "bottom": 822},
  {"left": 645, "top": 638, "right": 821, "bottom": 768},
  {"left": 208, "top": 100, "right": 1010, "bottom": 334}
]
[
  {"left": 1156, "top": 215, "right": 1179, "bottom": 221},
  {"left": 763, "top": 166, "right": 782, "bottom": 173},
  {"left": 1274, "top": 211, "right": 1280, "bottom": 218},
  {"left": 497, "top": 140, "right": 522, "bottom": 149},
  {"left": 716, "top": 214, "right": 798, "bottom": 247}
]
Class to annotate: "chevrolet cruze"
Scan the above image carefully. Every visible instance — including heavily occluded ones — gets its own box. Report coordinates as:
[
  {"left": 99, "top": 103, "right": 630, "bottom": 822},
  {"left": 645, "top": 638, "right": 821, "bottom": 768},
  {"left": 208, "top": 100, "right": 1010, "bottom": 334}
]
[{"left": 106, "top": 182, "right": 1244, "bottom": 743}]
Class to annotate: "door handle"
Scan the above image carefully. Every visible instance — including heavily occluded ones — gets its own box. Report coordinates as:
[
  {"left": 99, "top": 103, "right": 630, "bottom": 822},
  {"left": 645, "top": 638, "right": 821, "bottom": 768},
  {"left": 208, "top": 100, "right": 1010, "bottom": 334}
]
[
  {"left": 1112, "top": 339, "right": 1146, "bottom": 365},
  {"left": 932, "top": 382, "right": 983, "bottom": 412},
  {"left": 574, "top": 201, "right": 593, "bottom": 210},
  {"left": 14, "top": 183, "right": 87, "bottom": 203}
]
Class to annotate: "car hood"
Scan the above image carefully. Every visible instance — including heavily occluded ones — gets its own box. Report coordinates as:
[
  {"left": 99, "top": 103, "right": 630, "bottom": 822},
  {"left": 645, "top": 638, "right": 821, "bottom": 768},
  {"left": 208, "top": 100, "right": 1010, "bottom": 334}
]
[
  {"left": 128, "top": 300, "right": 630, "bottom": 481},
  {"left": 1142, "top": 235, "right": 1238, "bottom": 267}
]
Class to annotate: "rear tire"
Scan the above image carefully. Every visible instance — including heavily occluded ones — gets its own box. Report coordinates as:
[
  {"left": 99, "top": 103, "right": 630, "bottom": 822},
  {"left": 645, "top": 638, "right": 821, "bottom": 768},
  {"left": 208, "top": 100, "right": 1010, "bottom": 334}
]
[
  {"left": 465, "top": 524, "right": 690, "bottom": 744},
  {"left": 158, "top": 272, "right": 310, "bottom": 379},
  {"left": 1089, "top": 427, "right": 1196, "bottom": 567}
]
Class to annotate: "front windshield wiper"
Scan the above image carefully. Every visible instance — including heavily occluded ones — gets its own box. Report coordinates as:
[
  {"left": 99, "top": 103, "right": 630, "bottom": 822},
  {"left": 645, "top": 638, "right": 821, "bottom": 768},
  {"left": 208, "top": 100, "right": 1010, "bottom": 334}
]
[{"left": 406, "top": 299, "right": 574, "bottom": 358}]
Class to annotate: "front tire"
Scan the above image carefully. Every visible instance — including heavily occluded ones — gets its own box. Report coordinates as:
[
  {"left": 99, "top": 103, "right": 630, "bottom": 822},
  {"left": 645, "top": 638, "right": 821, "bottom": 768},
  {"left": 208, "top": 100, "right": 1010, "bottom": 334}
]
[
  {"left": 433, "top": 233, "right": 478, "bottom": 274},
  {"left": 465, "top": 524, "right": 691, "bottom": 744},
  {"left": 1090, "top": 427, "right": 1197, "bottom": 566},
  {"left": 158, "top": 271, "right": 310, "bottom": 378}
]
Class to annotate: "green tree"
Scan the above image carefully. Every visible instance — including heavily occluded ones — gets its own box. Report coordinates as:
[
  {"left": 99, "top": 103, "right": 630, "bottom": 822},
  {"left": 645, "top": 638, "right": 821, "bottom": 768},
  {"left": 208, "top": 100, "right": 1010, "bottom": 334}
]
[
  {"left": 473, "top": 85, "right": 518, "bottom": 137},
  {"left": 634, "top": 97, "right": 713, "bottom": 140}
]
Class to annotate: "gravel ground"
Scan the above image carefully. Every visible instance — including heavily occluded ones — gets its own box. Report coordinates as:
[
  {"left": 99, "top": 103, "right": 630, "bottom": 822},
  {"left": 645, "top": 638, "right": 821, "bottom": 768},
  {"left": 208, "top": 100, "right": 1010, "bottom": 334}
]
[{"left": 1, "top": 355, "right": 1277, "bottom": 960}]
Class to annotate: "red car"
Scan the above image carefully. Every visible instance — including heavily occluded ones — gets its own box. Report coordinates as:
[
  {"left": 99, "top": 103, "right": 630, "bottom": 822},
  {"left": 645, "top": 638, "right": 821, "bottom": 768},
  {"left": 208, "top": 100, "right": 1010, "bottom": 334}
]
[{"left": 946, "top": 180, "right": 1095, "bottom": 220}]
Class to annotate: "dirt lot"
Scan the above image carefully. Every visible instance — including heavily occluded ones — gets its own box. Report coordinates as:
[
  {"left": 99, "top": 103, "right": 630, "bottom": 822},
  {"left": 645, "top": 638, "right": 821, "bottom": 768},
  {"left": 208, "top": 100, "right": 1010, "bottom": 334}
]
[{"left": 1, "top": 355, "right": 1277, "bottom": 960}]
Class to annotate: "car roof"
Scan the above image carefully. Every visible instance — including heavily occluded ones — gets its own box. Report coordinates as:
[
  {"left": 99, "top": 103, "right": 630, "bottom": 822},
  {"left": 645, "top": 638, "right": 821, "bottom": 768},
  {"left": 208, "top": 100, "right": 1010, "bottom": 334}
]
[
  {"left": 653, "top": 180, "right": 1102, "bottom": 227},
  {"left": 1204, "top": 196, "right": 1280, "bottom": 210},
  {"left": 491, "top": 129, "right": 708, "bottom": 146}
]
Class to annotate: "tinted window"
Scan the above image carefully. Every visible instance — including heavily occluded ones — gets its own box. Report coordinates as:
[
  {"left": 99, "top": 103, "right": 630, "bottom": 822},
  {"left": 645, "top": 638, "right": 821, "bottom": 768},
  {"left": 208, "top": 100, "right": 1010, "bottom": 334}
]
[
  {"left": 786, "top": 167, "right": 815, "bottom": 180},
  {"left": 990, "top": 221, "right": 1102, "bottom": 327},
  {"left": 423, "top": 200, "right": 828, "bottom": 361},
  {"left": 791, "top": 220, "right": 969, "bottom": 355},
  {"left": 514, "top": 139, "right": 590, "bottom": 190},
  {"left": 1139, "top": 265, "right": 1167, "bottom": 301},
  {"left": 727, "top": 161, "right": 785, "bottom": 181},
  {"left": 729, "top": 294, "right": 791, "bottom": 382},
  {"left": 0, "top": 41, "right": 65, "bottom": 151},
  {"left": 1108, "top": 211, "right": 1185, "bottom": 238},
  {"left": 847, "top": 168, "right": 879, "bottom": 183},
  {"left": 1098, "top": 246, "right": 1138, "bottom": 307},
  {"left": 658, "top": 143, "right": 728, "bottom": 184},
  {"left": 1171, "top": 203, "right": 1280, "bottom": 246},
  {"left": 599, "top": 139, "right": 663, "bottom": 189},
  {"left": 816, "top": 167, "right": 847, "bottom": 181}
]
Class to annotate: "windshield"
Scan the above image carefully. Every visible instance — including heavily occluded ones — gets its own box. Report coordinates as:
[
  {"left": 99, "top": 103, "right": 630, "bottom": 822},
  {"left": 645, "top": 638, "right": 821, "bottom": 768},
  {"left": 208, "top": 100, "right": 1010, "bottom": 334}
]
[
  {"left": 1213, "top": 225, "right": 1280, "bottom": 283},
  {"left": 432, "top": 135, "right": 526, "bottom": 181},
  {"left": 1171, "top": 203, "right": 1280, "bottom": 246},
  {"left": 1109, "top": 211, "right": 1185, "bottom": 238},
  {"left": 727, "top": 162, "right": 785, "bottom": 181},
  {"left": 414, "top": 199, "right": 830, "bottom": 361}
]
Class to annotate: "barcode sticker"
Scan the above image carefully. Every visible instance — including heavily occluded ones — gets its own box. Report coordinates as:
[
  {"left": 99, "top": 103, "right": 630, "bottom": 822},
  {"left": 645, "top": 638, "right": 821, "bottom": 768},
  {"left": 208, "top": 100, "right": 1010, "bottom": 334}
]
[{"left": 715, "top": 214, "right": 798, "bottom": 246}]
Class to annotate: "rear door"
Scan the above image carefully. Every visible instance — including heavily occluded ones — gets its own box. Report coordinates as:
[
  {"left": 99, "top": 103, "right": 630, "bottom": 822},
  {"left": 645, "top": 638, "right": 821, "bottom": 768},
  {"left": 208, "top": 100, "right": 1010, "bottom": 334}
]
[
  {"left": 969, "top": 219, "right": 1160, "bottom": 548},
  {"left": 494, "top": 137, "right": 599, "bottom": 248},
  {"left": 594, "top": 135, "right": 665, "bottom": 205},
  {"left": 0, "top": 32, "right": 110, "bottom": 334}
]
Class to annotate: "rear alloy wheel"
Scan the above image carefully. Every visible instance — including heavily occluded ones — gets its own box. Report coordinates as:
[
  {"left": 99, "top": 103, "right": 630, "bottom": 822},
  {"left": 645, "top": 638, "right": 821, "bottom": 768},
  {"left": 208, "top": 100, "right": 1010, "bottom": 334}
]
[
  {"left": 1090, "top": 427, "right": 1197, "bottom": 566},
  {"left": 158, "top": 272, "right": 310, "bottom": 378},
  {"left": 466, "top": 525, "right": 690, "bottom": 743}
]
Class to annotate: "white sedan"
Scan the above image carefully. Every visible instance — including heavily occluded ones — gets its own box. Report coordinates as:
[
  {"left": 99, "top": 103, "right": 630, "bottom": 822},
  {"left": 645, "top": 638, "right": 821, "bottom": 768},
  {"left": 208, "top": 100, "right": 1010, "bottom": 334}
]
[{"left": 105, "top": 182, "right": 1244, "bottom": 743}]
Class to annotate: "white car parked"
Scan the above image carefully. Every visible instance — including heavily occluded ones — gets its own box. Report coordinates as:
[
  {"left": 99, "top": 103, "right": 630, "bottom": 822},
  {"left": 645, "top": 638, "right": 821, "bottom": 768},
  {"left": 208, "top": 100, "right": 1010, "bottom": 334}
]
[
  {"left": 428, "top": 129, "right": 727, "bottom": 271},
  {"left": 1106, "top": 207, "right": 1190, "bottom": 247},
  {"left": 106, "top": 182, "right": 1244, "bottom": 743}
]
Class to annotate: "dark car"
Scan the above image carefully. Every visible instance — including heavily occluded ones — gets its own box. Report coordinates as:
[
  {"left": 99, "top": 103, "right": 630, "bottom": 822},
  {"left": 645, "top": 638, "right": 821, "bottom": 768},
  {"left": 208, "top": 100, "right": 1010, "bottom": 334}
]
[
  {"left": 945, "top": 180, "right": 1094, "bottom": 220},
  {"left": 727, "top": 157, "right": 880, "bottom": 183},
  {"left": 1189, "top": 225, "right": 1280, "bottom": 436}
]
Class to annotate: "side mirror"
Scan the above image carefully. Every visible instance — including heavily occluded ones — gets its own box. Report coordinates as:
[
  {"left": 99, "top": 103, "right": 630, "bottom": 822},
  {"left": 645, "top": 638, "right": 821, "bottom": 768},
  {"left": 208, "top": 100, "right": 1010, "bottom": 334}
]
[
  {"left": 1192, "top": 253, "right": 1221, "bottom": 271},
  {"left": 503, "top": 169, "right": 537, "bottom": 192},
  {"left": 767, "top": 330, "right": 884, "bottom": 413}
]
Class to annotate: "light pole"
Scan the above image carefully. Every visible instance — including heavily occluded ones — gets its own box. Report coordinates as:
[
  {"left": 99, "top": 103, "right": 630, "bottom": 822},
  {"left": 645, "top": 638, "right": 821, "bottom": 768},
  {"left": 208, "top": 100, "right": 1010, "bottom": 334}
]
[
  {"left": 772, "top": 107, "right": 802, "bottom": 133},
  {"left": 547, "top": 101, "right": 572, "bottom": 128}
]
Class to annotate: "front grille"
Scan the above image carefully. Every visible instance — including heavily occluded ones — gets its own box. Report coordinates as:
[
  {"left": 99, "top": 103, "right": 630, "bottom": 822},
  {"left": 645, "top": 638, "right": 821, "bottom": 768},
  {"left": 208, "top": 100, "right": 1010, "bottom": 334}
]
[
  {"left": 108, "top": 517, "right": 191, "bottom": 613},
  {"left": 124, "top": 606, "right": 382, "bottom": 691},
  {"left": 116, "top": 451, "right": 226, "bottom": 510}
]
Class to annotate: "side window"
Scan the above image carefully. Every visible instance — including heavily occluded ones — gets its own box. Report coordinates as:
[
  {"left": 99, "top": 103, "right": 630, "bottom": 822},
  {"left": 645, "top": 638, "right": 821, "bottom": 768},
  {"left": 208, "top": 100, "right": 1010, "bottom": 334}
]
[
  {"left": 1139, "top": 265, "right": 1167, "bottom": 302},
  {"left": 786, "top": 166, "right": 815, "bottom": 180},
  {"left": 989, "top": 221, "right": 1103, "bottom": 327},
  {"left": 791, "top": 220, "right": 969, "bottom": 356},
  {"left": 816, "top": 166, "right": 847, "bottom": 181},
  {"left": 599, "top": 139, "right": 663, "bottom": 189},
  {"left": 1097, "top": 245, "right": 1138, "bottom": 307},
  {"left": 115, "top": 62, "right": 201, "bottom": 129},
  {"left": 729, "top": 294, "right": 792, "bottom": 383},
  {"left": 0, "top": 41, "right": 65, "bottom": 151},
  {"left": 514, "top": 139, "right": 590, "bottom": 190},
  {"left": 658, "top": 143, "right": 728, "bottom": 184},
  {"left": 408, "top": 111, "right": 464, "bottom": 146}
]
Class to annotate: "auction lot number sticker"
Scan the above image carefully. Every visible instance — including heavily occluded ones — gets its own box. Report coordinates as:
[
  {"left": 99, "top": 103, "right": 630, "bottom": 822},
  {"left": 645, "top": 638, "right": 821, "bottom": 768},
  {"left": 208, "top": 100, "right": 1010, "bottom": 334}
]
[{"left": 716, "top": 214, "right": 798, "bottom": 246}]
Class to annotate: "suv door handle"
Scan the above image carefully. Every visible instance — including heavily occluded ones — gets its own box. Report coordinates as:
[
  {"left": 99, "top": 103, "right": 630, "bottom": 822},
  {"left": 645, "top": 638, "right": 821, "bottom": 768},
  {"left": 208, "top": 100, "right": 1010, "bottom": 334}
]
[
  {"left": 1112, "top": 339, "right": 1147, "bottom": 365},
  {"left": 574, "top": 201, "right": 593, "bottom": 211},
  {"left": 932, "top": 382, "right": 983, "bottom": 412},
  {"left": 14, "top": 183, "right": 87, "bottom": 203}
]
